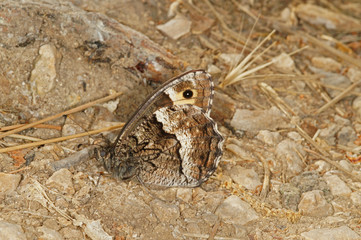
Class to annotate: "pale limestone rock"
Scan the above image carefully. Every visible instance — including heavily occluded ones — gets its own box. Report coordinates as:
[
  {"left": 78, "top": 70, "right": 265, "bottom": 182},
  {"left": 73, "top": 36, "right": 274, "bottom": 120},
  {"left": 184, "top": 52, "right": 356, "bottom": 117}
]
[
  {"left": 323, "top": 174, "right": 351, "bottom": 196},
  {"left": 298, "top": 190, "right": 333, "bottom": 217},
  {"left": 0, "top": 173, "right": 21, "bottom": 194},
  {"left": 215, "top": 195, "right": 259, "bottom": 225}
]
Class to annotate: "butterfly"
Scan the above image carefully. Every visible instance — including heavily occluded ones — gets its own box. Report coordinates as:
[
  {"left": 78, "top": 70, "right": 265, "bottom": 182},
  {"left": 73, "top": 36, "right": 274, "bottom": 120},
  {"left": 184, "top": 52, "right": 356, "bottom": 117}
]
[{"left": 96, "top": 70, "right": 224, "bottom": 187}]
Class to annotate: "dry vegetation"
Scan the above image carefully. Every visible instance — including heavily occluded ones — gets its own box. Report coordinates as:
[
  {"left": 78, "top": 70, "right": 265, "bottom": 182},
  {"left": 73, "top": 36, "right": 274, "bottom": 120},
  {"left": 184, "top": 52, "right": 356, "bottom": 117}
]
[{"left": 0, "top": 0, "right": 361, "bottom": 239}]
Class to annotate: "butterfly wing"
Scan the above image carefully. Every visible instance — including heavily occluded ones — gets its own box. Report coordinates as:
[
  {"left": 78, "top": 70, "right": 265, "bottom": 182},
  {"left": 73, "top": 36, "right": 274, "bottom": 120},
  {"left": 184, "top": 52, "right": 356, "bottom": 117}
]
[
  {"left": 97, "top": 70, "right": 224, "bottom": 187},
  {"left": 117, "top": 70, "right": 215, "bottom": 140}
]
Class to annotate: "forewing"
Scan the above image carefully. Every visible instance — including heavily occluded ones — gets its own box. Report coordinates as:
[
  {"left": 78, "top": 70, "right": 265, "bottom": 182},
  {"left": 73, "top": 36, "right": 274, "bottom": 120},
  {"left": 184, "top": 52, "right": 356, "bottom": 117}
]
[{"left": 117, "top": 70, "right": 214, "bottom": 140}]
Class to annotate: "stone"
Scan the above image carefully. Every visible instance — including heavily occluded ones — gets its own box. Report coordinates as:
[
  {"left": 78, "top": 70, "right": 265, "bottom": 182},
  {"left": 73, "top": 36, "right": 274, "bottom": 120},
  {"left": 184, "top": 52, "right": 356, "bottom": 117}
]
[
  {"left": 37, "top": 226, "right": 64, "bottom": 240},
  {"left": 46, "top": 168, "right": 75, "bottom": 195},
  {"left": 301, "top": 226, "right": 360, "bottom": 240},
  {"left": 0, "top": 173, "right": 21, "bottom": 194},
  {"left": 319, "top": 123, "right": 341, "bottom": 146},
  {"left": 353, "top": 96, "right": 361, "bottom": 121},
  {"left": 219, "top": 53, "right": 243, "bottom": 66},
  {"left": 313, "top": 160, "right": 331, "bottom": 173},
  {"left": 176, "top": 188, "right": 192, "bottom": 203},
  {"left": 84, "top": 220, "right": 112, "bottom": 240},
  {"left": 0, "top": 221, "right": 26, "bottom": 240},
  {"left": 72, "top": 185, "right": 92, "bottom": 206},
  {"left": 225, "top": 144, "right": 253, "bottom": 160},
  {"left": 311, "top": 57, "right": 342, "bottom": 72},
  {"left": 231, "top": 106, "right": 287, "bottom": 132},
  {"left": 279, "top": 183, "right": 301, "bottom": 211},
  {"left": 287, "top": 131, "right": 303, "bottom": 142},
  {"left": 256, "top": 130, "right": 282, "bottom": 145},
  {"left": 337, "top": 126, "right": 357, "bottom": 146},
  {"left": 346, "top": 67, "right": 361, "bottom": 83},
  {"left": 350, "top": 191, "right": 361, "bottom": 206},
  {"left": 334, "top": 115, "right": 350, "bottom": 126},
  {"left": 323, "top": 174, "right": 352, "bottom": 196},
  {"left": 298, "top": 190, "right": 333, "bottom": 217},
  {"left": 156, "top": 14, "right": 191, "bottom": 40},
  {"left": 290, "top": 171, "right": 330, "bottom": 196},
  {"left": 30, "top": 44, "right": 58, "bottom": 98},
  {"left": 228, "top": 166, "right": 262, "bottom": 190},
  {"left": 275, "top": 139, "right": 306, "bottom": 178},
  {"left": 150, "top": 199, "right": 180, "bottom": 224},
  {"left": 42, "top": 219, "right": 60, "bottom": 231},
  {"left": 272, "top": 53, "right": 295, "bottom": 73},
  {"left": 59, "top": 227, "right": 82, "bottom": 239},
  {"left": 280, "top": 7, "right": 298, "bottom": 26},
  {"left": 215, "top": 195, "right": 259, "bottom": 225},
  {"left": 319, "top": 73, "right": 352, "bottom": 98},
  {"left": 338, "top": 160, "right": 353, "bottom": 172}
]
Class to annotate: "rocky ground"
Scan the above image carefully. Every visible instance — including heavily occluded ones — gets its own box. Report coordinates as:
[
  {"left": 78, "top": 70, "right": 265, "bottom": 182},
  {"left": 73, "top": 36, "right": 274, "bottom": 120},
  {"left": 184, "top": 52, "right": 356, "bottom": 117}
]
[{"left": 0, "top": 0, "right": 361, "bottom": 239}]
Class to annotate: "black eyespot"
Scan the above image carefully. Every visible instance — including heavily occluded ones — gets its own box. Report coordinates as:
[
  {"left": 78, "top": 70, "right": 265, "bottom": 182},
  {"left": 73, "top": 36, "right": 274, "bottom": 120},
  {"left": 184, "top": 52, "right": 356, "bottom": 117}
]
[{"left": 183, "top": 89, "right": 193, "bottom": 99}]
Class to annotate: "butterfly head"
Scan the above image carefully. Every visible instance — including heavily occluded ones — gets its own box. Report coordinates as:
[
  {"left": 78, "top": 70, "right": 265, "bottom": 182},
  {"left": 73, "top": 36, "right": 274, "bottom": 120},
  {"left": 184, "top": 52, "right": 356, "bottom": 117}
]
[{"left": 95, "top": 146, "right": 139, "bottom": 180}]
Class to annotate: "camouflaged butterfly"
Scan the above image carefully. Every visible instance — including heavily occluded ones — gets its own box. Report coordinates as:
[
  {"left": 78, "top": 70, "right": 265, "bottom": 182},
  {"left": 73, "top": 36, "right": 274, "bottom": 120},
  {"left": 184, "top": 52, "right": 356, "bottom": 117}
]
[{"left": 96, "top": 70, "right": 224, "bottom": 187}]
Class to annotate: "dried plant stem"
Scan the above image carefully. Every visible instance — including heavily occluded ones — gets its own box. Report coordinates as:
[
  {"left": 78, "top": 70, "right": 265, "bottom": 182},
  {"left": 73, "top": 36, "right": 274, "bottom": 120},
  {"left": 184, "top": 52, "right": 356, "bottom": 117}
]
[
  {"left": 0, "top": 92, "right": 122, "bottom": 140},
  {"left": 304, "top": 149, "right": 361, "bottom": 182},
  {"left": 255, "top": 152, "right": 270, "bottom": 200},
  {"left": 315, "top": 79, "right": 361, "bottom": 114},
  {"left": 0, "top": 123, "right": 124, "bottom": 153},
  {"left": 7, "top": 134, "right": 42, "bottom": 142},
  {"left": 0, "top": 124, "right": 61, "bottom": 132},
  {"left": 304, "top": 79, "right": 345, "bottom": 116}
]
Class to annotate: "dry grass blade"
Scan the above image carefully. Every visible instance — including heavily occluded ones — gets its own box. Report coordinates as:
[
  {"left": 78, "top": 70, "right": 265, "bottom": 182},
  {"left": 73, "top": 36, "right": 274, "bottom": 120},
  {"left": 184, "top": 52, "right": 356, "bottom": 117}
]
[
  {"left": 315, "top": 79, "right": 361, "bottom": 114},
  {"left": 0, "top": 123, "right": 124, "bottom": 153},
  {"left": 6, "top": 134, "right": 42, "bottom": 142},
  {"left": 258, "top": 82, "right": 295, "bottom": 117},
  {"left": 255, "top": 152, "right": 270, "bottom": 200},
  {"left": 220, "top": 30, "right": 276, "bottom": 88},
  {"left": 0, "top": 92, "right": 123, "bottom": 140},
  {"left": 304, "top": 149, "right": 361, "bottom": 182},
  {"left": 32, "top": 179, "right": 73, "bottom": 221},
  {"left": 0, "top": 123, "right": 62, "bottom": 132}
]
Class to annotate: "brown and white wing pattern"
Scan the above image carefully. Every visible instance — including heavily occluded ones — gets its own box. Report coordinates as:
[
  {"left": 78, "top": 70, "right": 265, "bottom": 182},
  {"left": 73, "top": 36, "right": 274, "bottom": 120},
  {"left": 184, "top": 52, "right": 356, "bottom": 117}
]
[{"left": 96, "top": 70, "right": 224, "bottom": 187}]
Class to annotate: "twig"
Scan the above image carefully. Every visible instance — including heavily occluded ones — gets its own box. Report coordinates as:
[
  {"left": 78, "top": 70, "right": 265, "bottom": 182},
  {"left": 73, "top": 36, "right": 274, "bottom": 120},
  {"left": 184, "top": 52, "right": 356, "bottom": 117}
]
[
  {"left": 32, "top": 180, "right": 73, "bottom": 221},
  {"left": 304, "top": 76, "right": 345, "bottom": 116},
  {"left": 304, "top": 148, "right": 361, "bottom": 182},
  {"left": 8, "top": 166, "right": 31, "bottom": 174},
  {"left": 0, "top": 123, "right": 62, "bottom": 132},
  {"left": 255, "top": 152, "right": 270, "bottom": 200},
  {"left": 0, "top": 123, "right": 124, "bottom": 153},
  {"left": 7, "top": 134, "right": 43, "bottom": 142},
  {"left": 0, "top": 92, "right": 123, "bottom": 140},
  {"left": 315, "top": 79, "right": 361, "bottom": 114}
]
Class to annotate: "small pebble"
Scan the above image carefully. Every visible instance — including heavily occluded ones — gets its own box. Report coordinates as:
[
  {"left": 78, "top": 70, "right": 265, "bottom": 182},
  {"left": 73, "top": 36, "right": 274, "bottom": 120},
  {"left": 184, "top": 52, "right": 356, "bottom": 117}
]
[
  {"left": 215, "top": 195, "right": 259, "bottom": 225},
  {"left": 298, "top": 190, "right": 333, "bottom": 217},
  {"left": 323, "top": 174, "right": 351, "bottom": 196},
  {"left": 301, "top": 226, "right": 360, "bottom": 240}
]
